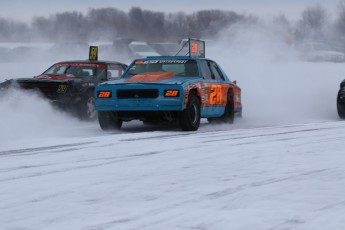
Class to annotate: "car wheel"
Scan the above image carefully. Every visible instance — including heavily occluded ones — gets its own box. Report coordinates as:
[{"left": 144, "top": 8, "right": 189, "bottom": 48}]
[
  {"left": 220, "top": 91, "right": 235, "bottom": 124},
  {"left": 337, "top": 103, "right": 345, "bottom": 119},
  {"left": 207, "top": 91, "right": 235, "bottom": 124},
  {"left": 179, "top": 93, "right": 200, "bottom": 131},
  {"left": 337, "top": 88, "right": 345, "bottom": 119},
  {"left": 98, "top": 111, "right": 122, "bottom": 130},
  {"left": 79, "top": 91, "right": 97, "bottom": 120}
]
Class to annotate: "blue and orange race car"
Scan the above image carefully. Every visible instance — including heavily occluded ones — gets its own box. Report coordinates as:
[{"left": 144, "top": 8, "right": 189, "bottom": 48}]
[{"left": 95, "top": 39, "right": 242, "bottom": 131}]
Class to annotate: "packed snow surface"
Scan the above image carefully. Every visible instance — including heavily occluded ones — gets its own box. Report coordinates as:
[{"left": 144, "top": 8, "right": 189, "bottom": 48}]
[{"left": 1, "top": 41, "right": 345, "bottom": 229}]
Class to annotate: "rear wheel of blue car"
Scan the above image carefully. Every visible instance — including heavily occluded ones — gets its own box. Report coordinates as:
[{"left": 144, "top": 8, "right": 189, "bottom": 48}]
[
  {"left": 208, "top": 90, "right": 234, "bottom": 124},
  {"left": 179, "top": 93, "right": 200, "bottom": 131},
  {"left": 220, "top": 92, "right": 235, "bottom": 123},
  {"left": 79, "top": 91, "right": 97, "bottom": 120},
  {"left": 98, "top": 111, "right": 123, "bottom": 130}
]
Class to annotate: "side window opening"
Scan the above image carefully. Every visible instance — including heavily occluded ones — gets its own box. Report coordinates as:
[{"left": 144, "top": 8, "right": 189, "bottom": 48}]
[
  {"left": 107, "top": 64, "right": 124, "bottom": 80},
  {"left": 184, "top": 62, "right": 199, "bottom": 76},
  {"left": 201, "top": 60, "right": 212, "bottom": 79},
  {"left": 214, "top": 64, "right": 225, "bottom": 81},
  {"left": 97, "top": 68, "right": 106, "bottom": 79},
  {"left": 210, "top": 62, "right": 225, "bottom": 81}
]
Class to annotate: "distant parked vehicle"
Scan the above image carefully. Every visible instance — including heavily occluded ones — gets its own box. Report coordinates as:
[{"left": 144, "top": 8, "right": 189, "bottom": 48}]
[
  {"left": 48, "top": 41, "right": 89, "bottom": 60},
  {"left": 299, "top": 42, "right": 345, "bottom": 62},
  {"left": 112, "top": 39, "right": 161, "bottom": 59},
  {"left": 148, "top": 42, "right": 184, "bottom": 56},
  {"left": 128, "top": 41, "right": 161, "bottom": 58},
  {"left": 9, "top": 46, "right": 46, "bottom": 62},
  {"left": 0, "top": 47, "right": 11, "bottom": 62}
]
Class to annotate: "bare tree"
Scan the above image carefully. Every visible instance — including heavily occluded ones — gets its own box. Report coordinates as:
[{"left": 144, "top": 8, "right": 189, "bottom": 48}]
[
  {"left": 336, "top": 1, "right": 345, "bottom": 35},
  {"left": 0, "top": 18, "right": 29, "bottom": 42},
  {"left": 297, "top": 4, "right": 328, "bottom": 41},
  {"left": 0, "top": 7, "right": 252, "bottom": 42},
  {"left": 166, "top": 12, "right": 189, "bottom": 39},
  {"left": 271, "top": 14, "right": 294, "bottom": 44},
  {"left": 87, "top": 8, "right": 128, "bottom": 40}
]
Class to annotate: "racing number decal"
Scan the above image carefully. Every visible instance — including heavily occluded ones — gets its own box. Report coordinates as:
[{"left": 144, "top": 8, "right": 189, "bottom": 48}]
[
  {"left": 98, "top": 91, "right": 112, "bottom": 98},
  {"left": 89, "top": 46, "right": 98, "bottom": 61},
  {"left": 57, "top": 84, "right": 68, "bottom": 93},
  {"left": 165, "top": 90, "right": 179, "bottom": 97},
  {"left": 209, "top": 85, "right": 222, "bottom": 105},
  {"left": 191, "top": 42, "right": 198, "bottom": 53}
]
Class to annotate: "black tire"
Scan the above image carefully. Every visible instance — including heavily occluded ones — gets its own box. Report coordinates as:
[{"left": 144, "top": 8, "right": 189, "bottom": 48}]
[
  {"left": 79, "top": 90, "right": 97, "bottom": 120},
  {"left": 208, "top": 91, "right": 234, "bottom": 124},
  {"left": 337, "top": 103, "right": 345, "bottom": 119},
  {"left": 98, "top": 111, "right": 123, "bottom": 130},
  {"left": 179, "top": 93, "right": 201, "bottom": 131},
  {"left": 337, "top": 88, "right": 345, "bottom": 119},
  {"left": 220, "top": 91, "right": 235, "bottom": 124},
  {"left": 142, "top": 121, "right": 159, "bottom": 126},
  {"left": 207, "top": 118, "right": 214, "bottom": 123}
]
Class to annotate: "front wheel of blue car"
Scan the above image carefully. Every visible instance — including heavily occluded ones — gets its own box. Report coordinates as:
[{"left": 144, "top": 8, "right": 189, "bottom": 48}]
[
  {"left": 179, "top": 93, "right": 201, "bottom": 131},
  {"left": 98, "top": 111, "right": 123, "bottom": 130}
]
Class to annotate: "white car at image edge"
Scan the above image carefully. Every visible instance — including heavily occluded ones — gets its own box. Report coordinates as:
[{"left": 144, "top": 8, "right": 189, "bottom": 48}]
[{"left": 300, "top": 42, "right": 345, "bottom": 62}]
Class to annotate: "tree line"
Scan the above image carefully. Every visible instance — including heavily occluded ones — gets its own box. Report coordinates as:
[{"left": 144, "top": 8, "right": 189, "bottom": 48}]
[
  {"left": 0, "top": 7, "right": 249, "bottom": 42},
  {"left": 1, "top": 3, "right": 345, "bottom": 49}
]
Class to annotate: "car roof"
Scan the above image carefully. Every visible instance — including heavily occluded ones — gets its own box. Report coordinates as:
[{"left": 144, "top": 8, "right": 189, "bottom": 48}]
[
  {"left": 55, "top": 60, "right": 126, "bottom": 65},
  {"left": 137, "top": 56, "right": 209, "bottom": 61}
]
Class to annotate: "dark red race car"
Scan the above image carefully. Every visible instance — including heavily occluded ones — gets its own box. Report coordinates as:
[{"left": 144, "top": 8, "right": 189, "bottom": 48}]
[{"left": 0, "top": 60, "right": 128, "bottom": 120}]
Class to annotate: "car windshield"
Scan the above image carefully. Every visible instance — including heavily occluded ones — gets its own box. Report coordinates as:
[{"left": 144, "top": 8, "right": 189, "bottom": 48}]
[
  {"left": 124, "top": 60, "right": 199, "bottom": 78},
  {"left": 44, "top": 63, "right": 106, "bottom": 78}
]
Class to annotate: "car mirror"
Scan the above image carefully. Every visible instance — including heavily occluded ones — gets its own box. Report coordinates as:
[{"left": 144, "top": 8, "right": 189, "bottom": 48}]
[{"left": 233, "top": 80, "right": 237, "bottom": 85}]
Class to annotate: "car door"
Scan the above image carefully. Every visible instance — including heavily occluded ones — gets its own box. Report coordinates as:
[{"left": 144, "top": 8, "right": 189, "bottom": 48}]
[{"left": 200, "top": 60, "right": 227, "bottom": 117}]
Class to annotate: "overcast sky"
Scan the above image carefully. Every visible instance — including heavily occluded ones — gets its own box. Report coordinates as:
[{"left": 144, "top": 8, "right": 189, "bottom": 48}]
[{"left": 1, "top": 0, "right": 342, "bottom": 22}]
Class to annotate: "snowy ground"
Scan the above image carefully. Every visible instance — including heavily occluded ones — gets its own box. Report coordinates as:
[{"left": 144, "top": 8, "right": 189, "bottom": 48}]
[{"left": 1, "top": 40, "right": 345, "bottom": 229}]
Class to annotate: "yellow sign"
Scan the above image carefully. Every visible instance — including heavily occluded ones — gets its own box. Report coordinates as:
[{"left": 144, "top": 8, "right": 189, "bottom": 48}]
[{"left": 89, "top": 46, "right": 98, "bottom": 61}]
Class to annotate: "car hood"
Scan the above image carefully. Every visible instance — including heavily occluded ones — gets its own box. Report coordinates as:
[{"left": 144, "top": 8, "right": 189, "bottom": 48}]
[
  {"left": 102, "top": 72, "right": 198, "bottom": 85},
  {"left": 126, "top": 72, "right": 175, "bottom": 82},
  {"left": 34, "top": 74, "right": 75, "bottom": 80}
]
